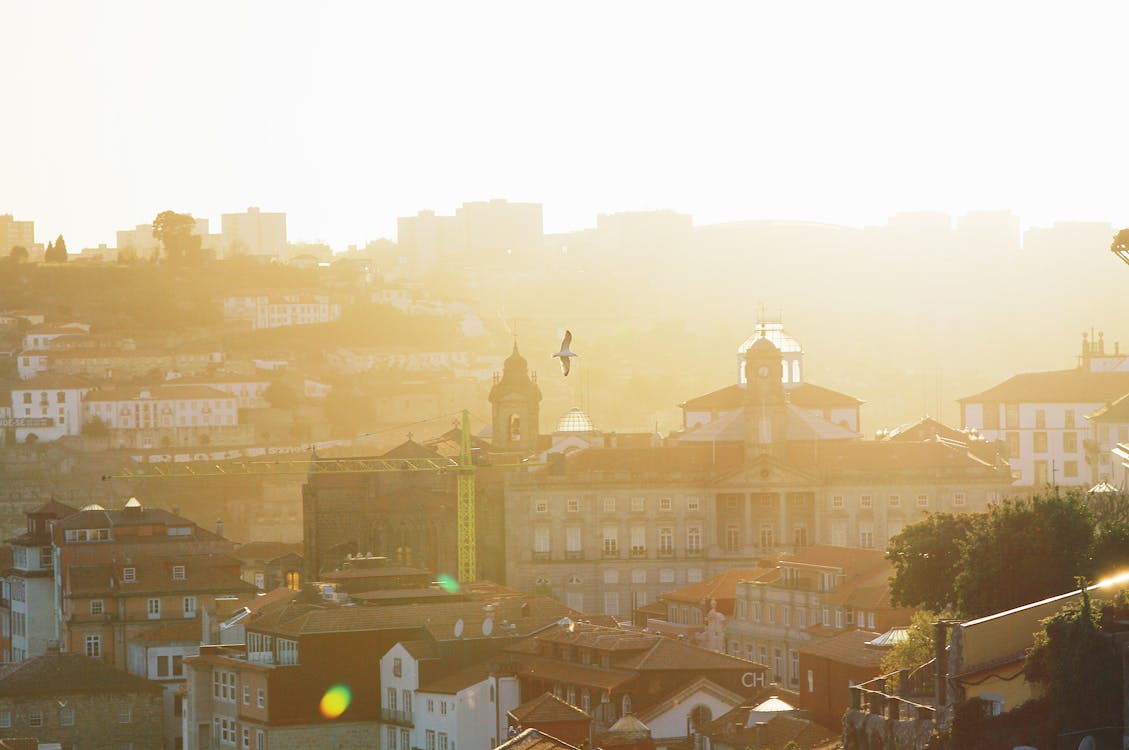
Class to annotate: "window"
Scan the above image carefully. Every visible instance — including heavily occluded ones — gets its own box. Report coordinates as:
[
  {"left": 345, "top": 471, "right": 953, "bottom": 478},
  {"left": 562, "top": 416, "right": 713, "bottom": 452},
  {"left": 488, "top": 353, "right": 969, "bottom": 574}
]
[
  {"left": 782, "top": 606, "right": 791, "bottom": 627},
  {"left": 604, "top": 591, "right": 620, "bottom": 616},
  {"left": 759, "top": 524, "right": 774, "bottom": 549},
  {"left": 859, "top": 529, "right": 874, "bottom": 548},
  {"left": 1064, "top": 461, "right": 1079, "bottom": 478},
  {"left": 602, "top": 526, "right": 618, "bottom": 556},
  {"left": 831, "top": 495, "right": 844, "bottom": 510},
  {"left": 28, "top": 709, "right": 43, "bottom": 728},
  {"left": 60, "top": 705, "right": 75, "bottom": 726},
  {"left": 85, "top": 633, "right": 102, "bottom": 658},
  {"left": 0, "top": 711, "right": 9, "bottom": 728},
  {"left": 686, "top": 496, "right": 700, "bottom": 512},
  {"left": 916, "top": 494, "right": 929, "bottom": 508},
  {"left": 631, "top": 496, "right": 645, "bottom": 512},
  {"left": 533, "top": 526, "right": 551, "bottom": 555},
  {"left": 1063, "top": 431, "right": 1078, "bottom": 453},
  {"left": 687, "top": 525, "right": 702, "bottom": 553},
  {"left": 954, "top": 492, "right": 967, "bottom": 507},
  {"left": 119, "top": 707, "right": 132, "bottom": 723},
  {"left": 184, "top": 596, "right": 197, "bottom": 617},
  {"left": 438, "top": 733, "right": 449, "bottom": 750},
  {"left": 1035, "top": 409, "right": 1046, "bottom": 429},
  {"left": 393, "top": 657, "right": 402, "bottom": 677},
  {"left": 123, "top": 567, "right": 136, "bottom": 582},
  {"left": 387, "top": 687, "right": 397, "bottom": 711},
  {"left": 567, "top": 498, "right": 580, "bottom": 513},
  {"left": 1006, "top": 431, "right": 1019, "bottom": 456},
  {"left": 257, "top": 689, "right": 265, "bottom": 708},
  {"left": 631, "top": 569, "right": 646, "bottom": 584},
  {"left": 659, "top": 527, "right": 673, "bottom": 555},
  {"left": 793, "top": 524, "right": 808, "bottom": 547},
  {"left": 158, "top": 655, "right": 170, "bottom": 677},
  {"left": 603, "top": 497, "right": 616, "bottom": 513},
  {"left": 660, "top": 569, "right": 675, "bottom": 583},
  {"left": 1034, "top": 431, "right": 1048, "bottom": 453},
  {"left": 860, "top": 494, "right": 872, "bottom": 509},
  {"left": 725, "top": 525, "right": 740, "bottom": 552},
  {"left": 426, "top": 730, "right": 436, "bottom": 750},
  {"left": 401, "top": 729, "right": 410, "bottom": 750},
  {"left": 835, "top": 610, "right": 844, "bottom": 629},
  {"left": 767, "top": 604, "right": 776, "bottom": 624},
  {"left": 797, "top": 608, "right": 806, "bottom": 628},
  {"left": 868, "top": 612, "right": 876, "bottom": 630},
  {"left": 173, "top": 565, "right": 186, "bottom": 581},
  {"left": 752, "top": 602, "right": 761, "bottom": 622},
  {"left": 215, "top": 716, "right": 237, "bottom": 745},
  {"left": 603, "top": 569, "right": 619, "bottom": 584},
  {"left": 687, "top": 568, "right": 702, "bottom": 583},
  {"left": 277, "top": 638, "right": 298, "bottom": 665},
  {"left": 90, "top": 599, "right": 104, "bottom": 615},
  {"left": 660, "top": 497, "right": 673, "bottom": 511},
  {"left": 148, "top": 598, "right": 161, "bottom": 618},
  {"left": 630, "top": 526, "right": 646, "bottom": 556},
  {"left": 39, "top": 546, "right": 52, "bottom": 568},
  {"left": 566, "top": 527, "right": 582, "bottom": 555},
  {"left": 1065, "top": 410, "right": 1076, "bottom": 429}
]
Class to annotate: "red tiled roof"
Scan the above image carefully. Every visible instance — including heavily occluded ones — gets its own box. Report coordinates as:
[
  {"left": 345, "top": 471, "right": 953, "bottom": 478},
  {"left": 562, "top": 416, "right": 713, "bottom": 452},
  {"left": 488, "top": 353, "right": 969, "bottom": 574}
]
[
  {"left": 0, "top": 650, "right": 162, "bottom": 697},
  {"left": 418, "top": 663, "right": 492, "bottom": 695},
  {"left": 495, "top": 728, "right": 581, "bottom": 750},
  {"left": 662, "top": 568, "right": 776, "bottom": 606},
  {"left": 778, "top": 545, "right": 888, "bottom": 572},
  {"left": 680, "top": 382, "right": 862, "bottom": 411},
  {"left": 504, "top": 655, "right": 634, "bottom": 691},
  {"left": 565, "top": 446, "right": 744, "bottom": 475},
  {"left": 798, "top": 629, "right": 885, "bottom": 669},
  {"left": 790, "top": 440, "right": 1000, "bottom": 472},
  {"left": 959, "top": 369, "right": 1129, "bottom": 404},
  {"left": 66, "top": 556, "right": 253, "bottom": 597},
  {"left": 509, "top": 692, "right": 591, "bottom": 724}
]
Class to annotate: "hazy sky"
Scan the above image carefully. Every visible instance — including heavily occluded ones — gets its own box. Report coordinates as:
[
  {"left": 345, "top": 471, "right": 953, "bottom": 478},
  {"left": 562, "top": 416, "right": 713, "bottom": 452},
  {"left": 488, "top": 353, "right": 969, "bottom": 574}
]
[{"left": 4, "top": 1, "right": 1129, "bottom": 250}]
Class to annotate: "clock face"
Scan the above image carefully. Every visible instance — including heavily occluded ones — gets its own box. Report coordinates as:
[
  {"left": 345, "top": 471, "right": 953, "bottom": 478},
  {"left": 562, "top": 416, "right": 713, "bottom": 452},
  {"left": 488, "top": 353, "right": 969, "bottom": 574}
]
[{"left": 757, "top": 366, "right": 769, "bottom": 377}]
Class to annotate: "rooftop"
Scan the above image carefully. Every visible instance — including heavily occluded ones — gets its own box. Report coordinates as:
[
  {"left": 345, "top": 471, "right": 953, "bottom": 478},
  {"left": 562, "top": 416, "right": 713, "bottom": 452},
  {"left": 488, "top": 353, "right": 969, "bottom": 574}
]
[
  {"left": 0, "top": 649, "right": 162, "bottom": 697},
  {"left": 509, "top": 692, "right": 591, "bottom": 724},
  {"left": 959, "top": 368, "right": 1129, "bottom": 404}
]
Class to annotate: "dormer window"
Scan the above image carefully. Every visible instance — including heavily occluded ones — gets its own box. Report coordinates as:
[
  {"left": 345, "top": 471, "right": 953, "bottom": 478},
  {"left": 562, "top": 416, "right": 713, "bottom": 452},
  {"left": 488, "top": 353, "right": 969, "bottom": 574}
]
[{"left": 172, "top": 565, "right": 186, "bottom": 581}]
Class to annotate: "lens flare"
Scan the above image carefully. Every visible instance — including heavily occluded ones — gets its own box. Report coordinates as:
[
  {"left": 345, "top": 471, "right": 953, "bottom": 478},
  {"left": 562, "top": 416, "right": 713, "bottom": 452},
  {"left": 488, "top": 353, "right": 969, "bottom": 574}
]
[
  {"left": 436, "top": 574, "right": 459, "bottom": 593},
  {"left": 319, "top": 684, "right": 352, "bottom": 719}
]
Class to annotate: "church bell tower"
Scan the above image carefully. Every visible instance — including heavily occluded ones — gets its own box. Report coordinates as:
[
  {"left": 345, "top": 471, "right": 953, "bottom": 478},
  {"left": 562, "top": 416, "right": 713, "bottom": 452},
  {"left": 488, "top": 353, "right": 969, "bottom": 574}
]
[
  {"left": 743, "top": 337, "right": 787, "bottom": 459},
  {"left": 489, "top": 342, "right": 542, "bottom": 454}
]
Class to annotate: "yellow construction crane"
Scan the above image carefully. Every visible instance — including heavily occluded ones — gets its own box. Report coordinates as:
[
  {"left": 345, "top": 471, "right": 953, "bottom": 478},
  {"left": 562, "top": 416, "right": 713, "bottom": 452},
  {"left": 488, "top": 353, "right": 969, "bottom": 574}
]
[{"left": 106, "top": 410, "right": 493, "bottom": 583}]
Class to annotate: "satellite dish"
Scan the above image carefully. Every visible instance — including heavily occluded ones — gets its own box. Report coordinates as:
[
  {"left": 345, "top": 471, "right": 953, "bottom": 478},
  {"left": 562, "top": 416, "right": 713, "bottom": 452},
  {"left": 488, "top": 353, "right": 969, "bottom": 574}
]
[
  {"left": 454, "top": 619, "right": 464, "bottom": 638},
  {"left": 482, "top": 618, "right": 494, "bottom": 636}
]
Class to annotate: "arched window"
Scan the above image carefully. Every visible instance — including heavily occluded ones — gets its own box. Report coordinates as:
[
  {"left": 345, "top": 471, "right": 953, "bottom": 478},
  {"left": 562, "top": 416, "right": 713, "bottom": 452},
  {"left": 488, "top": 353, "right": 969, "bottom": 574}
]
[
  {"left": 621, "top": 694, "right": 632, "bottom": 715},
  {"left": 690, "top": 704, "right": 712, "bottom": 729},
  {"left": 509, "top": 414, "right": 521, "bottom": 441},
  {"left": 581, "top": 691, "right": 591, "bottom": 713},
  {"left": 285, "top": 570, "right": 300, "bottom": 590}
]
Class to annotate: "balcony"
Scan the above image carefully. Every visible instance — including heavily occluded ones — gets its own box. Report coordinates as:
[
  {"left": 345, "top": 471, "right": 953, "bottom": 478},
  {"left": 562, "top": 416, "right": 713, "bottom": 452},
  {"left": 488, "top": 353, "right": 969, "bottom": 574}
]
[
  {"left": 565, "top": 551, "right": 584, "bottom": 560},
  {"left": 381, "top": 708, "right": 414, "bottom": 726},
  {"left": 657, "top": 548, "right": 675, "bottom": 558},
  {"left": 601, "top": 549, "right": 620, "bottom": 559},
  {"left": 532, "top": 551, "right": 551, "bottom": 561},
  {"left": 629, "top": 547, "right": 647, "bottom": 558},
  {"left": 685, "top": 548, "right": 703, "bottom": 558}
]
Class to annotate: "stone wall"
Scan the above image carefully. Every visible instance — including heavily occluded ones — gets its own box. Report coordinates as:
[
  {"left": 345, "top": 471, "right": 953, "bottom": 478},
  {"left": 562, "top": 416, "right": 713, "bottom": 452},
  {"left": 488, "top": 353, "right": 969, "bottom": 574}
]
[
  {"left": 0, "top": 688, "right": 163, "bottom": 749},
  {"left": 268, "top": 720, "right": 380, "bottom": 750},
  {"left": 842, "top": 709, "right": 940, "bottom": 750}
]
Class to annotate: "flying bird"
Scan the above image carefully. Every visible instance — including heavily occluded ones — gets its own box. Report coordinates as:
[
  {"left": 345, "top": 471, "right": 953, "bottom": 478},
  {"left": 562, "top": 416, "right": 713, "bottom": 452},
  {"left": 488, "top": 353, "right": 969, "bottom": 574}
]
[{"left": 553, "top": 330, "right": 578, "bottom": 376}]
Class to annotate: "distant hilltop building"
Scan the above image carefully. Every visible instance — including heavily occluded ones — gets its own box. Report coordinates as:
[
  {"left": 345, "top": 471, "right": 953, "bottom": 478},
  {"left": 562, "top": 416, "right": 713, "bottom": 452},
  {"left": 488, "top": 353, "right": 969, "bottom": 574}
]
[
  {"left": 116, "top": 218, "right": 220, "bottom": 260},
  {"left": 221, "top": 206, "right": 287, "bottom": 259},
  {"left": 397, "top": 199, "right": 543, "bottom": 272},
  {"left": 0, "top": 213, "right": 38, "bottom": 257}
]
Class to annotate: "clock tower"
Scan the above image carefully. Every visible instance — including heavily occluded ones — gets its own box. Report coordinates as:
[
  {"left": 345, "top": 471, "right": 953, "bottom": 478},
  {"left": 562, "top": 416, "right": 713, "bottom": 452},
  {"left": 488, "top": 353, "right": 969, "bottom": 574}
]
[{"left": 743, "top": 337, "right": 787, "bottom": 458}]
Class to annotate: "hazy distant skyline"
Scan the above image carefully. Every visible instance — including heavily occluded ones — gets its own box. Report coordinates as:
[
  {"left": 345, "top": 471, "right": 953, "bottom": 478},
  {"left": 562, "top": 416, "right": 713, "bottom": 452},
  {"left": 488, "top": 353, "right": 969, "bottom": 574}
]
[{"left": 4, "top": 1, "right": 1129, "bottom": 251}]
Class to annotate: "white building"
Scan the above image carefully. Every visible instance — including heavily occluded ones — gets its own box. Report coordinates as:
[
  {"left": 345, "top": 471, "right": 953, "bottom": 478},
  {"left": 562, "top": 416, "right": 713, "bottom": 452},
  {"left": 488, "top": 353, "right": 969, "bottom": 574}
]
[
  {"left": 221, "top": 207, "right": 287, "bottom": 259},
  {"left": 223, "top": 292, "right": 341, "bottom": 330},
  {"left": 380, "top": 641, "right": 519, "bottom": 750},
  {"left": 959, "top": 334, "right": 1129, "bottom": 487},
  {"left": 22, "top": 322, "right": 91, "bottom": 352},
  {"left": 8, "top": 374, "right": 92, "bottom": 442},
  {"left": 1089, "top": 393, "right": 1129, "bottom": 488},
  {"left": 82, "top": 385, "right": 245, "bottom": 450}
]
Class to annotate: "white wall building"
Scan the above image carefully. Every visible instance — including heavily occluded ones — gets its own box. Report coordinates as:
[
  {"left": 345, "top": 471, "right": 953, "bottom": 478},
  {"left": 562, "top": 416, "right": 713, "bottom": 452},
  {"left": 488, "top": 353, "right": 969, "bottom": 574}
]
[
  {"left": 223, "top": 292, "right": 341, "bottom": 330},
  {"left": 221, "top": 207, "right": 287, "bottom": 259},
  {"left": 8, "top": 375, "right": 92, "bottom": 442}
]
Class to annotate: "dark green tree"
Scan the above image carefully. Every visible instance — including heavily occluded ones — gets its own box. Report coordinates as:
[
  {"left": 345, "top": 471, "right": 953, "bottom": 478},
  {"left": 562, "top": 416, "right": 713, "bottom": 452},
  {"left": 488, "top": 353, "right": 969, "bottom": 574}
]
[
  {"left": 152, "top": 211, "right": 203, "bottom": 265},
  {"left": 45, "top": 234, "right": 68, "bottom": 262},
  {"left": 9, "top": 245, "right": 28, "bottom": 262},
  {"left": 954, "top": 490, "right": 1094, "bottom": 618},
  {"left": 887, "top": 512, "right": 976, "bottom": 613}
]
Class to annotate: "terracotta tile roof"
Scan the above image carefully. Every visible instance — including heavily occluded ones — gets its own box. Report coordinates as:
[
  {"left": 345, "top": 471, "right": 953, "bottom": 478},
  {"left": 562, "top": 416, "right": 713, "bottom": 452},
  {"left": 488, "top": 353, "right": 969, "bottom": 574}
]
[
  {"left": 1088, "top": 392, "right": 1129, "bottom": 422},
  {"left": 798, "top": 629, "right": 885, "bottom": 669},
  {"left": 28, "top": 498, "right": 79, "bottom": 518},
  {"left": 615, "top": 637, "right": 768, "bottom": 673},
  {"left": 495, "top": 728, "right": 581, "bottom": 750},
  {"left": 706, "top": 713, "right": 839, "bottom": 750},
  {"left": 0, "top": 650, "right": 162, "bottom": 697},
  {"left": 418, "top": 662, "right": 492, "bottom": 694},
  {"left": 881, "top": 416, "right": 969, "bottom": 443},
  {"left": 662, "top": 568, "right": 777, "bottom": 607},
  {"left": 680, "top": 382, "right": 861, "bottom": 412},
  {"left": 958, "top": 369, "right": 1129, "bottom": 404},
  {"left": 504, "top": 655, "right": 634, "bottom": 691},
  {"left": 509, "top": 692, "right": 591, "bottom": 724},
  {"left": 778, "top": 545, "right": 887, "bottom": 573},
  {"left": 66, "top": 555, "right": 254, "bottom": 597},
  {"left": 11, "top": 373, "right": 94, "bottom": 390},
  {"left": 791, "top": 439, "right": 1000, "bottom": 473},
  {"left": 231, "top": 541, "right": 303, "bottom": 563},
  {"left": 565, "top": 445, "right": 744, "bottom": 475},
  {"left": 84, "top": 385, "right": 233, "bottom": 402}
]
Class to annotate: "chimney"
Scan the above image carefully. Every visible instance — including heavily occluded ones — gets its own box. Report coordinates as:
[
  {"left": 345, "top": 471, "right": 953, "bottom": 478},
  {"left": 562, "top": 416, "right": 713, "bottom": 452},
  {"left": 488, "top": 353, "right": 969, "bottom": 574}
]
[{"left": 215, "top": 518, "right": 224, "bottom": 537}]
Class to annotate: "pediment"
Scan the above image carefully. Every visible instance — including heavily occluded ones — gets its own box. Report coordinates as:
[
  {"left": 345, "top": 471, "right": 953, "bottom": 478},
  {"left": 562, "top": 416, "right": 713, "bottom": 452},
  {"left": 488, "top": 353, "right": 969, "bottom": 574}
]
[{"left": 710, "top": 453, "right": 821, "bottom": 487}]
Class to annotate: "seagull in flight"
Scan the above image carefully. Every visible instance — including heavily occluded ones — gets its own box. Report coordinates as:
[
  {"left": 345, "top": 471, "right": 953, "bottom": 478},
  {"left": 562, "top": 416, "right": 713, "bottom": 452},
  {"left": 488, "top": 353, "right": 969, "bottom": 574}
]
[{"left": 553, "top": 330, "right": 578, "bottom": 376}]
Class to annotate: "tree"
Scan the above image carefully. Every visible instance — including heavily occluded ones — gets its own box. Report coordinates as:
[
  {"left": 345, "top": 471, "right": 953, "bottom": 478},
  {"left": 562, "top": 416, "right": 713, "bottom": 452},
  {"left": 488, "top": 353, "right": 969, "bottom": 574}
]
[
  {"left": 45, "top": 234, "right": 68, "bottom": 263},
  {"left": 152, "top": 211, "right": 203, "bottom": 265},
  {"left": 82, "top": 416, "right": 109, "bottom": 437},
  {"left": 1112, "top": 227, "right": 1129, "bottom": 267},
  {"left": 1025, "top": 583, "right": 1126, "bottom": 734},
  {"left": 880, "top": 609, "right": 943, "bottom": 676},
  {"left": 954, "top": 490, "right": 1095, "bottom": 618},
  {"left": 8, "top": 245, "right": 28, "bottom": 263},
  {"left": 887, "top": 512, "right": 976, "bottom": 613}
]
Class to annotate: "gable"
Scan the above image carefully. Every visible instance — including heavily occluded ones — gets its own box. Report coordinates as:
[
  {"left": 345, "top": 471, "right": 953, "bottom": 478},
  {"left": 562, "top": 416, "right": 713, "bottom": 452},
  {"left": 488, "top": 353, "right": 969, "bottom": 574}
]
[
  {"left": 710, "top": 454, "right": 821, "bottom": 487},
  {"left": 637, "top": 678, "right": 746, "bottom": 736}
]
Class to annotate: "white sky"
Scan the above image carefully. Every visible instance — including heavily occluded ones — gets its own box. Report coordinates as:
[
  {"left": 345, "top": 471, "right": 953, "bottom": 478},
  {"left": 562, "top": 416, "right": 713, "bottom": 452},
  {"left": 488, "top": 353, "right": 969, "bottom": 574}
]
[{"left": 3, "top": 1, "right": 1129, "bottom": 250}]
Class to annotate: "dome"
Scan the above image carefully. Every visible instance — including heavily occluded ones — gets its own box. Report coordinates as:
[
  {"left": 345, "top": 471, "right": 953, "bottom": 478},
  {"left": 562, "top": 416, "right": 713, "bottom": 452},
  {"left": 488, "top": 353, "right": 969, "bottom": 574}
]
[
  {"left": 737, "top": 321, "right": 802, "bottom": 355},
  {"left": 557, "top": 407, "right": 595, "bottom": 433},
  {"left": 502, "top": 341, "right": 528, "bottom": 373}
]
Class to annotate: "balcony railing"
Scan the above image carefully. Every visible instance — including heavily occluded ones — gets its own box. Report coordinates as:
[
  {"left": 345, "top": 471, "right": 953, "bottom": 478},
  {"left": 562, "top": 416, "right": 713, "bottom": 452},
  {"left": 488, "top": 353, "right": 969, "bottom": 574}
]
[
  {"left": 601, "top": 549, "right": 620, "bottom": 558},
  {"left": 532, "top": 551, "right": 551, "bottom": 561},
  {"left": 629, "top": 547, "right": 647, "bottom": 558},
  {"left": 565, "top": 551, "right": 584, "bottom": 560},
  {"left": 685, "top": 548, "right": 703, "bottom": 557},
  {"left": 381, "top": 708, "right": 414, "bottom": 726}
]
